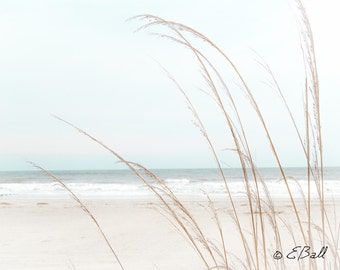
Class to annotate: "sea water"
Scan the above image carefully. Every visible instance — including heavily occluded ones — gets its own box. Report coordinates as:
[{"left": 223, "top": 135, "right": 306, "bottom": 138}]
[{"left": 0, "top": 167, "right": 339, "bottom": 199}]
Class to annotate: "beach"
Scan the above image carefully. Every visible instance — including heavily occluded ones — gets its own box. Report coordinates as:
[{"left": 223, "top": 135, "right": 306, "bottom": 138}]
[
  {"left": 2, "top": 0, "right": 339, "bottom": 268},
  {"left": 0, "top": 196, "right": 338, "bottom": 270}
]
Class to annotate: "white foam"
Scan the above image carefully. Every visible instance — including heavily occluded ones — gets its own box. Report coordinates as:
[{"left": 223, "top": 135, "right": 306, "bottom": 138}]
[{"left": 1, "top": 179, "right": 339, "bottom": 199}]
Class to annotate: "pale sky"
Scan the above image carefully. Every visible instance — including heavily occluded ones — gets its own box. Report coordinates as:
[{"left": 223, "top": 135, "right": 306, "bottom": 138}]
[{"left": 1, "top": 0, "right": 340, "bottom": 171}]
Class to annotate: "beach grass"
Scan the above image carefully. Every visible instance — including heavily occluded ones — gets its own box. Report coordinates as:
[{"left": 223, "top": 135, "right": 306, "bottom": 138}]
[{"left": 33, "top": 1, "right": 340, "bottom": 269}]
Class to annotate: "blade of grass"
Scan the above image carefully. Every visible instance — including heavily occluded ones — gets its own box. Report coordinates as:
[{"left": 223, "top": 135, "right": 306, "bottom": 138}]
[{"left": 28, "top": 162, "right": 125, "bottom": 270}]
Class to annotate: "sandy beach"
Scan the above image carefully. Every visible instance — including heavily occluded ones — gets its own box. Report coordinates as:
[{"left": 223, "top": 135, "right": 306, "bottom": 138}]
[
  {"left": 0, "top": 196, "right": 338, "bottom": 270},
  {"left": 1, "top": 0, "right": 339, "bottom": 269}
]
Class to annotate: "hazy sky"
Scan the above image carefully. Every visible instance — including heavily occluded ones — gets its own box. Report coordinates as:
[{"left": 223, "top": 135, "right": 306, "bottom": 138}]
[{"left": 1, "top": 0, "right": 340, "bottom": 170}]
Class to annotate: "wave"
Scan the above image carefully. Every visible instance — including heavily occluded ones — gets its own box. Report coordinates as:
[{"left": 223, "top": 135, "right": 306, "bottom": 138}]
[{"left": 1, "top": 179, "right": 339, "bottom": 199}]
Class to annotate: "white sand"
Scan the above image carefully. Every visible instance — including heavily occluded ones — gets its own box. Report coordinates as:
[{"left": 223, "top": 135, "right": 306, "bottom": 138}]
[{"left": 0, "top": 197, "right": 338, "bottom": 270}]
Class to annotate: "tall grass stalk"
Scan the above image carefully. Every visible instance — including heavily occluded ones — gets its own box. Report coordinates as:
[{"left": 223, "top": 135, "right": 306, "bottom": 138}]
[
  {"left": 29, "top": 161, "right": 125, "bottom": 270},
  {"left": 38, "top": 1, "right": 339, "bottom": 269},
  {"left": 129, "top": 1, "right": 334, "bottom": 268}
]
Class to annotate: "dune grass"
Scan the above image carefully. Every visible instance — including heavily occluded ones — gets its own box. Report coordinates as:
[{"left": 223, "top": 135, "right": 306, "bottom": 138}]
[
  {"left": 33, "top": 1, "right": 339, "bottom": 269},
  {"left": 28, "top": 161, "right": 125, "bottom": 270}
]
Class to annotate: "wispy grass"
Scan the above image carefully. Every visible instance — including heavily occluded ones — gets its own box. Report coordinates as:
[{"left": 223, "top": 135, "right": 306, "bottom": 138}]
[
  {"left": 34, "top": 1, "right": 339, "bottom": 269},
  {"left": 29, "top": 161, "right": 125, "bottom": 270}
]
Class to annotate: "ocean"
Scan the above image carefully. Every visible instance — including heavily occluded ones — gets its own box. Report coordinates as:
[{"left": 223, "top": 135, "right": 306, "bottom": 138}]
[{"left": 0, "top": 167, "right": 340, "bottom": 199}]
